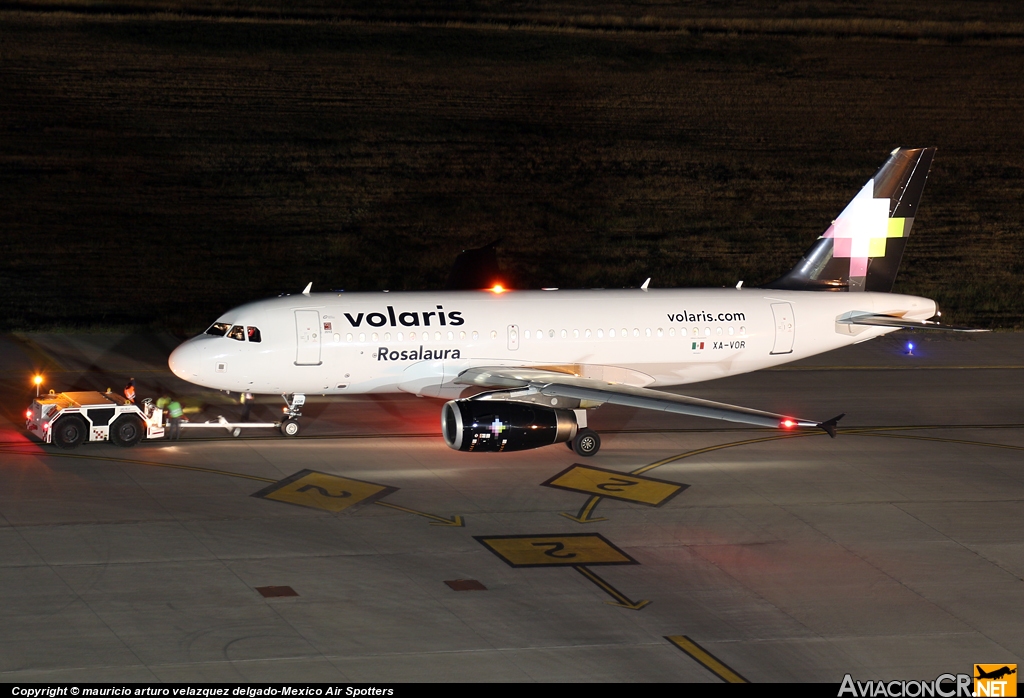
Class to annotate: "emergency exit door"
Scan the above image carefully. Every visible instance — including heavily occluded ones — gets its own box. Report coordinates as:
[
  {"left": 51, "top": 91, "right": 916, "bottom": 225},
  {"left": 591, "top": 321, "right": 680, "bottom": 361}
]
[
  {"left": 770, "top": 302, "right": 795, "bottom": 355},
  {"left": 295, "top": 310, "right": 322, "bottom": 365}
]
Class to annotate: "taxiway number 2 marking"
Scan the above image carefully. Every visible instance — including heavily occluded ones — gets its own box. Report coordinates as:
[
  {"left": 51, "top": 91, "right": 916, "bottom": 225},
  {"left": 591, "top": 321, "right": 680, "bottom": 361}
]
[
  {"left": 475, "top": 533, "right": 649, "bottom": 609},
  {"left": 475, "top": 533, "right": 637, "bottom": 567},
  {"left": 251, "top": 469, "right": 396, "bottom": 512},
  {"left": 543, "top": 463, "right": 688, "bottom": 506}
]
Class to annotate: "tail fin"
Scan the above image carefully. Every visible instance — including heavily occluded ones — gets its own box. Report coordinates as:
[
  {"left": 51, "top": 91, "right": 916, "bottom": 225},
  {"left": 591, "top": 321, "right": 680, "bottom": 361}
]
[{"left": 766, "top": 147, "right": 936, "bottom": 292}]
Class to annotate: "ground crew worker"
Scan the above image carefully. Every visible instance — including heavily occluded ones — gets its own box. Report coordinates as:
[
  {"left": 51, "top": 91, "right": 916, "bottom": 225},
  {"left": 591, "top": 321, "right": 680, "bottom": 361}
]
[
  {"left": 156, "top": 396, "right": 171, "bottom": 410},
  {"left": 240, "top": 392, "right": 254, "bottom": 422},
  {"left": 124, "top": 378, "right": 136, "bottom": 404},
  {"left": 167, "top": 398, "right": 184, "bottom": 440}
]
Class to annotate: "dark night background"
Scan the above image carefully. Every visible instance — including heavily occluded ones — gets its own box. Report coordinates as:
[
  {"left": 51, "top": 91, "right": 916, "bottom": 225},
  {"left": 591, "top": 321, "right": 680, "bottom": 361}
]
[{"left": 2, "top": 1, "right": 1023, "bottom": 333}]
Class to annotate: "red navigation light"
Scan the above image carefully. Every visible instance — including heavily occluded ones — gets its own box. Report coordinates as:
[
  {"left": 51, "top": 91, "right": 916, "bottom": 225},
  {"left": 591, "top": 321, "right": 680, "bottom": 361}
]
[{"left": 781, "top": 419, "right": 795, "bottom": 429}]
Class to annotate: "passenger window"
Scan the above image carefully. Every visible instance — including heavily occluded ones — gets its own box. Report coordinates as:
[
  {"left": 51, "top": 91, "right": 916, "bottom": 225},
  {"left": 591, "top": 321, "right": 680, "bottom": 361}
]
[
  {"left": 597, "top": 329, "right": 604, "bottom": 339},
  {"left": 227, "top": 325, "right": 245, "bottom": 341},
  {"left": 206, "top": 322, "right": 231, "bottom": 336},
  {"left": 246, "top": 326, "right": 262, "bottom": 343},
  {"left": 609, "top": 329, "right": 615, "bottom": 338}
]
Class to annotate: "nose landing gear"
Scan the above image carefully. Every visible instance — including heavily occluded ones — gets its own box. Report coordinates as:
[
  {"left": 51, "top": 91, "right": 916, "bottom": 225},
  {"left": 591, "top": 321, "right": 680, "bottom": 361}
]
[{"left": 281, "top": 393, "right": 305, "bottom": 437}]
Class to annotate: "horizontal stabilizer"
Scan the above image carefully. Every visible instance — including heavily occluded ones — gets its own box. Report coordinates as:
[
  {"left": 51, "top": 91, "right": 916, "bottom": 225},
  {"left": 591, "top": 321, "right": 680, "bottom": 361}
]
[{"left": 836, "top": 312, "right": 988, "bottom": 332}]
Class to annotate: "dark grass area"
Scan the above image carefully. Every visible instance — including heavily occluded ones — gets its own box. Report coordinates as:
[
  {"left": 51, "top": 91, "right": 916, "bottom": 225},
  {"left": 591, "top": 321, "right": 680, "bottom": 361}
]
[{"left": 2, "top": 3, "right": 1023, "bottom": 332}]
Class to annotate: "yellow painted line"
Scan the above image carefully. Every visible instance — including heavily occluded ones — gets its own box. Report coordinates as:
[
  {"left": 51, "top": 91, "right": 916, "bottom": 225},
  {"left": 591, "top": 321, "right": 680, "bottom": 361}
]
[
  {"left": 0, "top": 449, "right": 276, "bottom": 482},
  {"left": 575, "top": 565, "right": 650, "bottom": 610},
  {"left": 373, "top": 501, "right": 464, "bottom": 526},
  {"left": 475, "top": 533, "right": 637, "bottom": 568},
  {"left": 252, "top": 469, "right": 397, "bottom": 512},
  {"left": 666, "top": 635, "right": 749, "bottom": 683},
  {"left": 544, "top": 464, "right": 687, "bottom": 506},
  {"left": 631, "top": 432, "right": 817, "bottom": 476},
  {"left": 857, "top": 432, "right": 1024, "bottom": 452}
]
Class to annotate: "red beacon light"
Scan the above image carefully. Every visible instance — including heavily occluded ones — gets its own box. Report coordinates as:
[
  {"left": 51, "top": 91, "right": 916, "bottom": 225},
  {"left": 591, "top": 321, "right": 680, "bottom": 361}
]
[{"left": 490, "top": 284, "right": 505, "bottom": 294}]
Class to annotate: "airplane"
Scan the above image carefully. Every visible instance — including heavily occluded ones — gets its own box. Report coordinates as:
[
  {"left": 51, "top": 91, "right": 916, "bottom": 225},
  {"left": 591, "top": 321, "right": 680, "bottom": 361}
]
[
  {"left": 975, "top": 667, "right": 1017, "bottom": 681},
  {"left": 169, "top": 147, "right": 982, "bottom": 456}
]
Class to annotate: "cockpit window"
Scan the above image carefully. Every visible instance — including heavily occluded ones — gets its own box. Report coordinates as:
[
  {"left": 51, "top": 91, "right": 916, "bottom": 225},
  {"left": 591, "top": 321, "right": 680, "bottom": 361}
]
[
  {"left": 206, "top": 322, "right": 231, "bottom": 336},
  {"left": 247, "top": 326, "right": 262, "bottom": 343},
  {"left": 227, "top": 325, "right": 246, "bottom": 341}
]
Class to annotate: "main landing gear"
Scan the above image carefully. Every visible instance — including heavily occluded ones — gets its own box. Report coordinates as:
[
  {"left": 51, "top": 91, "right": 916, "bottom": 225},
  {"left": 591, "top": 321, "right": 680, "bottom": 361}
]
[
  {"left": 565, "top": 409, "right": 601, "bottom": 456},
  {"left": 281, "top": 393, "right": 305, "bottom": 437},
  {"left": 567, "top": 428, "right": 601, "bottom": 457}
]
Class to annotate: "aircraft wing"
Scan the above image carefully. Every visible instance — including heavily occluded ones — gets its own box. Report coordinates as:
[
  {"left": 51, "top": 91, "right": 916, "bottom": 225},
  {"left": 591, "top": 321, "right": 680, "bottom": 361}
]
[{"left": 455, "top": 367, "right": 843, "bottom": 437}]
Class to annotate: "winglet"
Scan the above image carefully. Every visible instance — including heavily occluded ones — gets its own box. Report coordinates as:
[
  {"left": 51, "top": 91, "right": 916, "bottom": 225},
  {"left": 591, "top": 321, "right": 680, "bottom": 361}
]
[
  {"left": 817, "top": 413, "right": 845, "bottom": 438},
  {"left": 302, "top": 282, "right": 312, "bottom": 295}
]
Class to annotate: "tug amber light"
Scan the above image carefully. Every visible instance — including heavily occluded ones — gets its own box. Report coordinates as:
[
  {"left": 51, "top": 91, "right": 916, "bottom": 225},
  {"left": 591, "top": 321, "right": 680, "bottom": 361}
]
[{"left": 33, "top": 375, "right": 43, "bottom": 386}]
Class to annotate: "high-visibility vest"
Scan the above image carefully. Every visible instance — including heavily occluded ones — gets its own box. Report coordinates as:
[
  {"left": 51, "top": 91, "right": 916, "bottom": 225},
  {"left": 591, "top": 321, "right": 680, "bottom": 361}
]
[
  {"left": 125, "top": 385, "right": 136, "bottom": 402},
  {"left": 168, "top": 401, "right": 184, "bottom": 418},
  {"left": 156, "top": 397, "right": 170, "bottom": 409}
]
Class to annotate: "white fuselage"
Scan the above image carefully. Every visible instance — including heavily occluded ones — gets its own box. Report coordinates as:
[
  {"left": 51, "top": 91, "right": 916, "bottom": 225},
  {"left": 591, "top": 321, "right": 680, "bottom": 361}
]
[{"left": 168, "top": 288, "right": 936, "bottom": 397}]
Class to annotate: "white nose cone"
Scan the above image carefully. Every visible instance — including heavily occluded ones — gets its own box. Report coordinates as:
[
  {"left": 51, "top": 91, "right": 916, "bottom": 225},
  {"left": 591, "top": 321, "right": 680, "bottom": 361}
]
[{"left": 168, "top": 340, "right": 201, "bottom": 382}]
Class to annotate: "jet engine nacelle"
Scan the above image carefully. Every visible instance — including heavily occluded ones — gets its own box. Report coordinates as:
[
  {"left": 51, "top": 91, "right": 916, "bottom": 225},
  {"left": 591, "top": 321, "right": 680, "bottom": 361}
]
[{"left": 441, "top": 399, "right": 578, "bottom": 452}]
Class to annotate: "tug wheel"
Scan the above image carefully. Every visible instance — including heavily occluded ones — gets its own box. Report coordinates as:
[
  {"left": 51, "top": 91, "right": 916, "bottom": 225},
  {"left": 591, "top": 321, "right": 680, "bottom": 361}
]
[
  {"left": 110, "top": 415, "right": 143, "bottom": 447},
  {"left": 53, "top": 415, "right": 87, "bottom": 449}
]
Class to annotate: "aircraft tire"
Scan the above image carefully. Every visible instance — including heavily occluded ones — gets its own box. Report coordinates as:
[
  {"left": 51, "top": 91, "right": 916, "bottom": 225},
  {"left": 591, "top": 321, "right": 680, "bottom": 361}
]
[
  {"left": 53, "top": 415, "right": 87, "bottom": 449},
  {"left": 572, "top": 429, "right": 601, "bottom": 457},
  {"left": 110, "top": 415, "right": 143, "bottom": 447},
  {"left": 281, "top": 418, "right": 300, "bottom": 437}
]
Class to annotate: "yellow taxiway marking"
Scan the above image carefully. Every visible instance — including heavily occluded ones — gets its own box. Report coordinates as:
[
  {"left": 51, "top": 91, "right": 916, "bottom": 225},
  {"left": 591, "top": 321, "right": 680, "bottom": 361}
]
[
  {"left": 562, "top": 432, "right": 815, "bottom": 523},
  {"left": 252, "top": 469, "right": 396, "bottom": 512},
  {"left": 373, "top": 501, "right": 464, "bottom": 526},
  {"left": 666, "top": 635, "right": 749, "bottom": 683},
  {"left": 0, "top": 449, "right": 277, "bottom": 482},
  {"left": 574, "top": 566, "right": 650, "bottom": 610},
  {"left": 476, "top": 533, "right": 649, "bottom": 609},
  {"left": 544, "top": 463, "right": 688, "bottom": 507},
  {"left": 475, "top": 533, "right": 636, "bottom": 568},
  {"left": 560, "top": 425, "right": 1024, "bottom": 523}
]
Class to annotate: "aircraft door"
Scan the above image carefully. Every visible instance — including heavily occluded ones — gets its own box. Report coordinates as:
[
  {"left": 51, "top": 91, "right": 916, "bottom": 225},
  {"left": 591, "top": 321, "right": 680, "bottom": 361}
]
[
  {"left": 295, "top": 309, "right": 323, "bottom": 365},
  {"left": 507, "top": 324, "right": 519, "bottom": 351},
  {"left": 770, "top": 302, "right": 795, "bottom": 355}
]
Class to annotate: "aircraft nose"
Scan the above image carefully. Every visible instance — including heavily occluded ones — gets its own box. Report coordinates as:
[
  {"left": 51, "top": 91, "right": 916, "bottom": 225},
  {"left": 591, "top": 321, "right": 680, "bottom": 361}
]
[{"left": 168, "top": 338, "right": 205, "bottom": 381}]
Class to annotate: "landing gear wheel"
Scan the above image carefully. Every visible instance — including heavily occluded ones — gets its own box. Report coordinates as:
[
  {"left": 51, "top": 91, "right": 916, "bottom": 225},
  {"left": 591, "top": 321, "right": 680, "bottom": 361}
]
[
  {"left": 281, "top": 418, "right": 300, "bottom": 437},
  {"left": 53, "top": 415, "right": 87, "bottom": 449},
  {"left": 567, "top": 439, "right": 575, "bottom": 450},
  {"left": 572, "top": 428, "right": 601, "bottom": 457},
  {"left": 110, "top": 415, "right": 143, "bottom": 447}
]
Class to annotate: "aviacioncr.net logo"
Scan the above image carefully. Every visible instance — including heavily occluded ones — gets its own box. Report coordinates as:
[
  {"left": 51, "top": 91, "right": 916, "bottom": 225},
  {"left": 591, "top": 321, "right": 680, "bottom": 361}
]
[
  {"left": 974, "top": 664, "right": 1017, "bottom": 697},
  {"left": 838, "top": 674, "right": 972, "bottom": 697}
]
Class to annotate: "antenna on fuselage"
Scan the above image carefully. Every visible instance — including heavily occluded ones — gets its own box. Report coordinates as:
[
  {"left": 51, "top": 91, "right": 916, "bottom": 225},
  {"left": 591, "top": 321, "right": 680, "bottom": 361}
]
[
  {"left": 640, "top": 278, "right": 650, "bottom": 291},
  {"left": 302, "top": 282, "right": 312, "bottom": 295}
]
